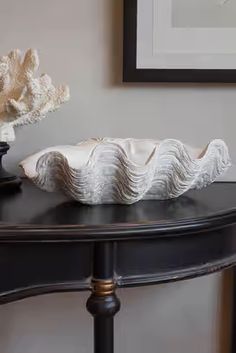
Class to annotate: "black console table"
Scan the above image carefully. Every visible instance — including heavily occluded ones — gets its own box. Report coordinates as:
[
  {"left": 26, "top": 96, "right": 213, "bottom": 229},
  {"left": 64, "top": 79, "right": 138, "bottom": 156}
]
[{"left": 1, "top": 180, "right": 236, "bottom": 353}]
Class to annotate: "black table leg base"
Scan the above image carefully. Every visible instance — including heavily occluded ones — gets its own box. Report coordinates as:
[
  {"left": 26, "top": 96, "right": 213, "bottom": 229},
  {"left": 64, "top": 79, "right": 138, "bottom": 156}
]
[{"left": 86, "top": 279, "right": 120, "bottom": 353}]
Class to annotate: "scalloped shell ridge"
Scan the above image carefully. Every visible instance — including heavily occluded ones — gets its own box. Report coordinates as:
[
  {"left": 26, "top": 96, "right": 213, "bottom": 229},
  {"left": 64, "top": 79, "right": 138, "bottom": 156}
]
[{"left": 21, "top": 138, "right": 231, "bottom": 205}]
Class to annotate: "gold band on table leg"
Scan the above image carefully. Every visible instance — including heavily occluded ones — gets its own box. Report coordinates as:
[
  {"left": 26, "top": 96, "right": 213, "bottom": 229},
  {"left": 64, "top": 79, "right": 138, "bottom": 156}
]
[{"left": 91, "top": 279, "right": 116, "bottom": 296}]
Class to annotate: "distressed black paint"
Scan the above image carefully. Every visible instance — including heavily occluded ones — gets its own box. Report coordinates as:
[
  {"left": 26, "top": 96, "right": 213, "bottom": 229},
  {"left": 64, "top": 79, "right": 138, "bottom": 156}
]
[{"left": 0, "top": 180, "right": 236, "bottom": 353}]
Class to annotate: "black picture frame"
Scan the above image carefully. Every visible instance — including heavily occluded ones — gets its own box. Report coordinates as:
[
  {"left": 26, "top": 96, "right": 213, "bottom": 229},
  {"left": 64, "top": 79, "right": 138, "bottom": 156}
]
[{"left": 123, "top": 0, "right": 236, "bottom": 83}]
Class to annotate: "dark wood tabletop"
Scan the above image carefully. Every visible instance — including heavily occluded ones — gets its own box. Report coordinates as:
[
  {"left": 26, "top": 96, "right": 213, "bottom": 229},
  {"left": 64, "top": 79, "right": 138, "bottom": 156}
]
[
  {"left": 1, "top": 179, "right": 236, "bottom": 241},
  {"left": 1, "top": 179, "right": 236, "bottom": 353}
]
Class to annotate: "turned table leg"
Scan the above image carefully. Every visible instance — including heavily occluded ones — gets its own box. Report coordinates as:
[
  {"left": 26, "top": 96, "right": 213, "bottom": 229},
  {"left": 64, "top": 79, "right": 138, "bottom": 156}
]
[
  {"left": 86, "top": 242, "right": 120, "bottom": 353},
  {"left": 231, "top": 267, "right": 236, "bottom": 353}
]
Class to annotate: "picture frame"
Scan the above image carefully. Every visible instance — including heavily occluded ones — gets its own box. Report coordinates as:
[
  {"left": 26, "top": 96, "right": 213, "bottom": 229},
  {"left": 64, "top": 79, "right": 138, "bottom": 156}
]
[{"left": 123, "top": 0, "right": 236, "bottom": 82}]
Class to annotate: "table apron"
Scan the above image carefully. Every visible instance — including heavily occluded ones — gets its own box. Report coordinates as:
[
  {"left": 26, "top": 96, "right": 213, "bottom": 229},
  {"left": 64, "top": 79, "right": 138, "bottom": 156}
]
[{"left": 0, "top": 225, "right": 235, "bottom": 303}]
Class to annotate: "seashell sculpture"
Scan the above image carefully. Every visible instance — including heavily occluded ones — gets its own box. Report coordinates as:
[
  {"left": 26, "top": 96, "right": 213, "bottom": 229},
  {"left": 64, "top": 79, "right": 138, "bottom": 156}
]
[
  {"left": 0, "top": 48, "right": 70, "bottom": 142},
  {"left": 20, "top": 137, "right": 231, "bottom": 205}
]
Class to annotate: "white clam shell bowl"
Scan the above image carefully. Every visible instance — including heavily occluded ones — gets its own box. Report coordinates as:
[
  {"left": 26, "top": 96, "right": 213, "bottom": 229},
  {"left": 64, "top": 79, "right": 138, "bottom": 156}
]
[{"left": 20, "top": 138, "right": 231, "bottom": 205}]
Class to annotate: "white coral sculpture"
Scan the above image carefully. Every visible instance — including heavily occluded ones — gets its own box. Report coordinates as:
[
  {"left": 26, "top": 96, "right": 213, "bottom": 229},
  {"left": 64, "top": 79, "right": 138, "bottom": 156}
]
[{"left": 0, "top": 48, "right": 70, "bottom": 142}]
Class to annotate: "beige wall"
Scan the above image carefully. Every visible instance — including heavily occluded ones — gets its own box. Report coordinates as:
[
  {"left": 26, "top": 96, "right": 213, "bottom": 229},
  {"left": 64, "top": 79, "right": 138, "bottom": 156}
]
[{"left": 0, "top": 0, "right": 235, "bottom": 352}]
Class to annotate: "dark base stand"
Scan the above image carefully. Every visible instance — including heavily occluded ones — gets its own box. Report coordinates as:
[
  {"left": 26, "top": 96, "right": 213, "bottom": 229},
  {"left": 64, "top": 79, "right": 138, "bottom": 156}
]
[{"left": 0, "top": 142, "right": 21, "bottom": 191}]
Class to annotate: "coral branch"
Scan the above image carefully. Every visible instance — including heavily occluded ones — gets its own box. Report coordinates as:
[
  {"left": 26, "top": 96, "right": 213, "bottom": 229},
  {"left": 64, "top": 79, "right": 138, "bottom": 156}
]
[{"left": 0, "top": 49, "right": 70, "bottom": 142}]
